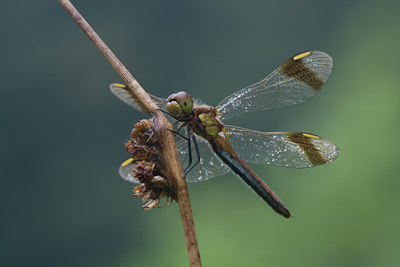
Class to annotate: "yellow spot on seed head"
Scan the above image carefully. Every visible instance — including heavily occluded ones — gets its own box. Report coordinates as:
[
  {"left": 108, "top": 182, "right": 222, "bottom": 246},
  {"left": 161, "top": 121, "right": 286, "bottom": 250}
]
[
  {"left": 121, "top": 158, "right": 134, "bottom": 167},
  {"left": 293, "top": 51, "right": 311, "bottom": 61},
  {"left": 303, "top": 133, "right": 319, "bottom": 139}
]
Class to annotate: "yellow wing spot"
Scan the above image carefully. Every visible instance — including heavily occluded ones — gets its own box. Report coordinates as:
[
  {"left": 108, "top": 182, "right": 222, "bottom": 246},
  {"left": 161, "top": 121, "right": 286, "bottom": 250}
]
[
  {"left": 303, "top": 133, "right": 320, "bottom": 139},
  {"left": 113, "top": 83, "right": 127, "bottom": 88},
  {"left": 293, "top": 51, "right": 311, "bottom": 61},
  {"left": 121, "top": 158, "right": 134, "bottom": 167}
]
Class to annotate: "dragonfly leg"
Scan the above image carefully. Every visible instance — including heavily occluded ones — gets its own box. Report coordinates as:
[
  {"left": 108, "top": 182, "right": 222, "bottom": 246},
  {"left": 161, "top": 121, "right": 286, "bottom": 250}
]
[
  {"left": 184, "top": 133, "right": 201, "bottom": 175},
  {"left": 167, "top": 127, "right": 200, "bottom": 177},
  {"left": 167, "top": 128, "right": 189, "bottom": 141},
  {"left": 167, "top": 127, "right": 194, "bottom": 174},
  {"left": 183, "top": 127, "right": 193, "bottom": 174},
  {"left": 159, "top": 109, "right": 191, "bottom": 122}
]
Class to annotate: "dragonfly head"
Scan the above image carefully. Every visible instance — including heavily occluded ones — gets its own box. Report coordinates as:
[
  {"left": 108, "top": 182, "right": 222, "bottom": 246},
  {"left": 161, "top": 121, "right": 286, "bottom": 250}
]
[{"left": 166, "top": 91, "right": 193, "bottom": 119}]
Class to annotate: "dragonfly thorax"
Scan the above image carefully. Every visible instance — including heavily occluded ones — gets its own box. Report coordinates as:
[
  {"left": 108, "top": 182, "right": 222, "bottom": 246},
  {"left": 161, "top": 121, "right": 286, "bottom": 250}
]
[{"left": 189, "top": 105, "right": 225, "bottom": 140}]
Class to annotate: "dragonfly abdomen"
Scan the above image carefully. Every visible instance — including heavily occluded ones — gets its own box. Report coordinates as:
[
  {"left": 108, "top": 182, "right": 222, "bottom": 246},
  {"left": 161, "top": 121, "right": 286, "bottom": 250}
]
[{"left": 209, "top": 136, "right": 292, "bottom": 218}]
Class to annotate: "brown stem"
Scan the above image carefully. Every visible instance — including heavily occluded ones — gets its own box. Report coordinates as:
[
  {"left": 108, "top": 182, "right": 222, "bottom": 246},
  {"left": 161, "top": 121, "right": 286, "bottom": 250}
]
[{"left": 58, "top": 1, "right": 201, "bottom": 266}]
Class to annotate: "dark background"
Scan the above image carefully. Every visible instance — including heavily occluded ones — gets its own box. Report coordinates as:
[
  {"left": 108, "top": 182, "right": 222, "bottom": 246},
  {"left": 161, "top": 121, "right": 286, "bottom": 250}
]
[{"left": 1, "top": 0, "right": 400, "bottom": 266}]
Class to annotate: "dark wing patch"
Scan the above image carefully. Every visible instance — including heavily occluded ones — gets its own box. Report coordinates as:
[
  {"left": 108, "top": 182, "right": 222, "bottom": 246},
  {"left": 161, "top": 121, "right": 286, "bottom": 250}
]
[{"left": 280, "top": 52, "right": 324, "bottom": 92}]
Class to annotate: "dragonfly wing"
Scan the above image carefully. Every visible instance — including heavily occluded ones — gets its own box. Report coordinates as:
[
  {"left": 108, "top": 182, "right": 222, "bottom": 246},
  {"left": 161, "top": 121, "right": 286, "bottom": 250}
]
[
  {"left": 176, "top": 137, "right": 230, "bottom": 182},
  {"left": 225, "top": 125, "right": 340, "bottom": 168},
  {"left": 118, "top": 158, "right": 140, "bottom": 184},
  {"left": 216, "top": 51, "right": 333, "bottom": 121},
  {"left": 110, "top": 83, "right": 167, "bottom": 114}
]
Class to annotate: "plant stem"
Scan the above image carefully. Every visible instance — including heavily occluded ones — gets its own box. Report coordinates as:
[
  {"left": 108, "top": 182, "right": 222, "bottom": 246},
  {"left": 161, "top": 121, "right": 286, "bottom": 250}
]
[{"left": 58, "top": 1, "right": 201, "bottom": 266}]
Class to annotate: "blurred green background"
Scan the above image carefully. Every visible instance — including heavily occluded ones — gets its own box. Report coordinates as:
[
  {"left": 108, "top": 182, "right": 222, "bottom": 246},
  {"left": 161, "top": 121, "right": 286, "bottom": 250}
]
[{"left": 1, "top": 0, "right": 400, "bottom": 266}]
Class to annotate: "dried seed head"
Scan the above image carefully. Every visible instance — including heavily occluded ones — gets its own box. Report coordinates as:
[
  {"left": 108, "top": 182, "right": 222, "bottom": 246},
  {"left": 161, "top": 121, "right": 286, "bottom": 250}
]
[{"left": 122, "top": 118, "right": 177, "bottom": 209}]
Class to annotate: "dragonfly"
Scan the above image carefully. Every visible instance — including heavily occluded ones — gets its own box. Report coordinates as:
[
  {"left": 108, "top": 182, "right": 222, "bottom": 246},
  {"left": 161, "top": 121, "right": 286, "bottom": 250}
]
[{"left": 111, "top": 51, "right": 340, "bottom": 218}]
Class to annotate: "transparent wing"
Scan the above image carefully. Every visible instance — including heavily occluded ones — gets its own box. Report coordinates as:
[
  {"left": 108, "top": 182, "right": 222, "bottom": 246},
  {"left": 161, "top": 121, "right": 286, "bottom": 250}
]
[
  {"left": 118, "top": 159, "right": 140, "bottom": 184},
  {"left": 110, "top": 83, "right": 167, "bottom": 114},
  {"left": 216, "top": 51, "right": 333, "bottom": 121},
  {"left": 176, "top": 137, "right": 230, "bottom": 182},
  {"left": 226, "top": 125, "right": 340, "bottom": 168}
]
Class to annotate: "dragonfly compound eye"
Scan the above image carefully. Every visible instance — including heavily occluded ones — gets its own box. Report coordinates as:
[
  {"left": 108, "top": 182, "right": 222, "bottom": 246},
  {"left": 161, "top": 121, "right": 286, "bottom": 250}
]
[{"left": 167, "top": 91, "right": 193, "bottom": 115}]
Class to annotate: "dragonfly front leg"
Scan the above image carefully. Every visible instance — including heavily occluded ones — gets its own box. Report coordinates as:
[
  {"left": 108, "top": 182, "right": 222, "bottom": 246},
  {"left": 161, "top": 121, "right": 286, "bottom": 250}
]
[
  {"left": 159, "top": 109, "right": 191, "bottom": 122},
  {"left": 168, "top": 127, "right": 193, "bottom": 173},
  {"left": 167, "top": 128, "right": 189, "bottom": 141}
]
